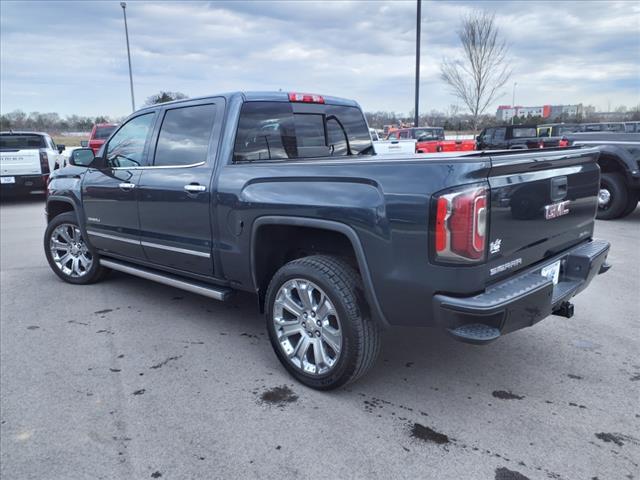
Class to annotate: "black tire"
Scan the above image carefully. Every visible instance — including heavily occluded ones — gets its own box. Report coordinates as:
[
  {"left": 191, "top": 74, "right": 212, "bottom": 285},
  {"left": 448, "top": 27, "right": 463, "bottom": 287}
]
[
  {"left": 44, "top": 211, "right": 108, "bottom": 284},
  {"left": 619, "top": 189, "right": 639, "bottom": 218},
  {"left": 265, "top": 255, "right": 380, "bottom": 390},
  {"left": 597, "top": 172, "right": 628, "bottom": 220}
]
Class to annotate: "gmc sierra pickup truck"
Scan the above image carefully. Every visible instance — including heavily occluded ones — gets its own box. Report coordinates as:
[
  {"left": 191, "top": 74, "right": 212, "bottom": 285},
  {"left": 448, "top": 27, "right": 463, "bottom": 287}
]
[{"left": 44, "top": 91, "right": 610, "bottom": 390}]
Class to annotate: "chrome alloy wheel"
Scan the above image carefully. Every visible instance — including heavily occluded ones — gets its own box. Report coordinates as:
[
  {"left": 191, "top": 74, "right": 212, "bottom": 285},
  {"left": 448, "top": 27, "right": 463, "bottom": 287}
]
[
  {"left": 49, "top": 223, "right": 93, "bottom": 278},
  {"left": 272, "top": 279, "right": 343, "bottom": 376},
  {"left": 598, "top": 188, "right": 612, "bottom": 208}
]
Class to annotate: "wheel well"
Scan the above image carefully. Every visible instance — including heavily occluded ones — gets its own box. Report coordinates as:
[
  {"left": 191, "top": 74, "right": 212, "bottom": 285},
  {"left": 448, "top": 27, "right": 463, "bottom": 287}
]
[
  {"left": 253, "top": 224, "right": 361, "bottom": 310},
  {"left": 598, "top": 153, "right": 626, "bottom": 176},
  {"left": 47, "top": 200, "right": 74, "bottom": 223}
]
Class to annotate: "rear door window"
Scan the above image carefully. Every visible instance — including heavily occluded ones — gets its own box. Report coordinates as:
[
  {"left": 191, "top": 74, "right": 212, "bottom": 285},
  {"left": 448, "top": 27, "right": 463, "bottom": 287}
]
[
  {"left": 415, "top": 128, "right": 444, "bottom": 141},
  {"left": 233, "top": 101, "right": 373, "bottom": 162},
  {"left": 512, "top": 127, "right": 536, "bottom": 138},
  {"left": 153, "top": 104, "right": 216, "bottom": 167},
  {"left": 538, "top": 127, "right": 551, "bottom": 137}
]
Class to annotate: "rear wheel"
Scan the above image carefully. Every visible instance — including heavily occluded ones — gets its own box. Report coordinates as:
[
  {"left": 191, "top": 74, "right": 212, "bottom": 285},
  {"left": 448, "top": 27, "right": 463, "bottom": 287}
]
[
  {"left": 597, "top": 172, "right": 628, "bottom": 220},
  {"left": 265, "top": 255, "right": 380, "bottom": 390},
  {"left": 44, "top": 212, "right": 108, "bottom": 284},
  {"left": 619, "top": 189, "right": 639, "bottom": 218}
]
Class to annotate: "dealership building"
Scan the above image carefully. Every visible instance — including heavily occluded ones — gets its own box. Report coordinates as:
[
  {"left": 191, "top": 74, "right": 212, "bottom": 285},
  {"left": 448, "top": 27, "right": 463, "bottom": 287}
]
[{"left": 496, "top": 104, "right": 582, "bottom": 121}]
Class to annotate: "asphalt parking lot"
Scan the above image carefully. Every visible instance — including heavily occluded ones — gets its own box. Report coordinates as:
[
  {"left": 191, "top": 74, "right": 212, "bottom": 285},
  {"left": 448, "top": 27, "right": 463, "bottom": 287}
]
[{"left": 1, "top": 197, "right": 638, "bottom": 480}]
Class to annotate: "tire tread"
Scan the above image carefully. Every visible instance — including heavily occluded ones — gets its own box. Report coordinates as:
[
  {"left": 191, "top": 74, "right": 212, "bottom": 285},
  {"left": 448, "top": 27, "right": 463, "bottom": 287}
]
[{"left": 265, "top": 254, "right": 380, "bottom": 389}]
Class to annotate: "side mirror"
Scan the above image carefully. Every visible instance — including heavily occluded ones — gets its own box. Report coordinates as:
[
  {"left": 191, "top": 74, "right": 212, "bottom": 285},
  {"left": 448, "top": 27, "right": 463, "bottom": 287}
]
[
  {"left": 68, "top": 148, "right": 95, "bottom": 167},
  {"left": 90, "top": 155, "right": 107, "bottom": 169},
  {"left": 57, "top": 144, "right": 66, "bottom": 153},
  {"left": 80, "top": 140, "right": 88, "bottom": 147}
]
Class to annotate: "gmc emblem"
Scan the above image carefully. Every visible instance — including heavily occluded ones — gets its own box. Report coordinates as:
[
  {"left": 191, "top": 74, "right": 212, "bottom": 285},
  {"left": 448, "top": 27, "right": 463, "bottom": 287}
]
[{"left": 544, "top": 200, "right": 571, "bottom": 220}]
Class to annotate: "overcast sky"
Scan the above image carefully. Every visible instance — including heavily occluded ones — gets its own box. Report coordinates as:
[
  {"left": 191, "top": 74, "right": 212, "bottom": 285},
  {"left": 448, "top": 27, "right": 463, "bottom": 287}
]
[{"left": 1, "top": 0, "right": 639, "bottom": 118}]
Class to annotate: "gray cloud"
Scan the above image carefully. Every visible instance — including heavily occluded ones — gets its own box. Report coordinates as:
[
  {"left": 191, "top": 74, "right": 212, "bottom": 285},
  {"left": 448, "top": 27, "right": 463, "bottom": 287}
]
[{"left": 1, "top": 0, "right": 638, "bottom": 117}]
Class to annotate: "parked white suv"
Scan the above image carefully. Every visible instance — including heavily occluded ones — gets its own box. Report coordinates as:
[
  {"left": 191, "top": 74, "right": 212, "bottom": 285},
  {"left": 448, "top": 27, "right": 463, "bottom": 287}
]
[{"left": 0, "top": 131, "right": 66, "bottom": 195}]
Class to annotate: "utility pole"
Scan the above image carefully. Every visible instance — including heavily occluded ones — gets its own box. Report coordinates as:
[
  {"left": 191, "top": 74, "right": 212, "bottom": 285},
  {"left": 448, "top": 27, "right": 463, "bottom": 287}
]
[
  {"left": 414, "top": 0, "right": 421, "bottom": 127},
  {"left": 511, "top": 82, "right": 517, "bottom": 125},
  {"left": 121, "top": 2, "right": 135, "bottom": 112}
]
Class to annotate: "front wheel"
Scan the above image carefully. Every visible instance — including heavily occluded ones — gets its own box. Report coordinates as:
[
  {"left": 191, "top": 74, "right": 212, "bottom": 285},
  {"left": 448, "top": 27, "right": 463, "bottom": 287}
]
[
  {"left": 265, "top": 255, "right": 380, "bottom": 390},
  {"left": 44, "top": 212, "right": 107, "bottom": 284}
]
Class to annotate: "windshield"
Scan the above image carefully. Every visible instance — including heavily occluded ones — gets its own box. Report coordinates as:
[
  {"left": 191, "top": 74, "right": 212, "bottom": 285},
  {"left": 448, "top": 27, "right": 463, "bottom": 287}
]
[
  {"left": 94, "top": 126, "right": 117, "bottom": 140},
  {"left": 0, "top": 134, "right": 46, "bottom": 149},
  {"left": 414, "top": 128, "right": 444, "bottom": 141},
  {"left": 512, "top": 127, "right": 537, "bottom": 138}
]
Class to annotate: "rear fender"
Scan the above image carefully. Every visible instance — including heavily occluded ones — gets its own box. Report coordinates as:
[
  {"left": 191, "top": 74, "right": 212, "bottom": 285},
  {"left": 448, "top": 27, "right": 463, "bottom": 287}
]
[{"left": 251, "top": 216, "right": 390, "bottom": 328}]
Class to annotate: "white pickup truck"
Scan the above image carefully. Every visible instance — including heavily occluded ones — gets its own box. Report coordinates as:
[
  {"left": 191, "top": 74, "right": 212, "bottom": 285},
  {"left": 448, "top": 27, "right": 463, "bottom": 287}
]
[{"left": 0, "top": 132, "right": 65, "bottom": 196}]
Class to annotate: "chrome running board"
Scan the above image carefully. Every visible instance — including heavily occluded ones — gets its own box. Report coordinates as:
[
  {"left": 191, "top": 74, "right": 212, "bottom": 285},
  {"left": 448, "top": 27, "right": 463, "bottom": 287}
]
[{"left": 100, "top": 258, "right": 232, "bottom": 301}]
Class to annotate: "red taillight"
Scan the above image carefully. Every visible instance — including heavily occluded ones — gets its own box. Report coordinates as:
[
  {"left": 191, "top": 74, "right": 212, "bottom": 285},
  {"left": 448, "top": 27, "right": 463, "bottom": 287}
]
[
  {"left": 433, "top": 186, "right": 488, "bottom": 263},
  {"left": 435, "top": 197, "right": 448, "bottom": 252},
  {"left": 559, "top": 137, "right": 569, "bottom": 147},
  {"left": 288, "top": 92, "right": 325, "bottom": 104},
  {"left": 39, "top": 151, "right": 50, "bottom": 174}
]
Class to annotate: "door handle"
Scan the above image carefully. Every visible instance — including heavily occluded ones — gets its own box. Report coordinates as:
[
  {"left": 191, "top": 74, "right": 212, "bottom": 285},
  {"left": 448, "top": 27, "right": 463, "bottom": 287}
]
[
  {"left": 118, "top": 182, "right": 136, "bottom": 191},
  {"left": 550, "top": 176, "right": 568, "bottom": 201},
  {"left": 184, "top": 184, "right": 206, "bottom": 193}
]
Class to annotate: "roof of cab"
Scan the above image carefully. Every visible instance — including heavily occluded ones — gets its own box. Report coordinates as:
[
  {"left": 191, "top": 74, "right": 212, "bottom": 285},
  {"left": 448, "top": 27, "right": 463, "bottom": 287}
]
[
  {"left": 135, "top": 91, "right": 359, "bottom": 114},
  {"left": 0, "top": 131, "right": 50, "bottom": 136}
]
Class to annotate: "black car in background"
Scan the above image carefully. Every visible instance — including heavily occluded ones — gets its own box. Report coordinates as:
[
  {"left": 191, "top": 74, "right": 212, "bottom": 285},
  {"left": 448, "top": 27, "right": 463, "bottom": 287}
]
[{"left": 476, "top": 125, "right": 568, "bottom": 150}]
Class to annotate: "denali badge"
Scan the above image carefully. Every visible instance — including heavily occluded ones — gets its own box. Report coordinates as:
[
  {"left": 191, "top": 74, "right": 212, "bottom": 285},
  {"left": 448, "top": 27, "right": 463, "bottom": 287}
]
[
  {"left": 544, "top": 200, "right": 570, "bottom": 220},
  {"left": 489, "top": 238, "right": 502, "bottom": 254}
]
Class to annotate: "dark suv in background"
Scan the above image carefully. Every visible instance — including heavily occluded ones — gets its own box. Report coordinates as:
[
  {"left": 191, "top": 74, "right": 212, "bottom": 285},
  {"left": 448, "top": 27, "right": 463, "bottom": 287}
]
[{"left": 476, "top": 125, "right": 569, "bottom": 150}]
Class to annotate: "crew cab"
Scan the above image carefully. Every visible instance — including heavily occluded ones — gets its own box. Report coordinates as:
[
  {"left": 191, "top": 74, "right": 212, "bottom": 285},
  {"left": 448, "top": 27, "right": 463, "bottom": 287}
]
[
  {"left": 386, "top": 127, "right": 475, "bottom": 153},
  {"left": 87, "top": 123, "right": 118, "bottom": 154},
  {"left": 1, "top": 131, "right": 65, "bottom": 195},
  {"left": 44, "top": 91, "right": 610, "bottom": 390},
  {"left": 477, "top": 125, "right": 569, "bottom": 150}
]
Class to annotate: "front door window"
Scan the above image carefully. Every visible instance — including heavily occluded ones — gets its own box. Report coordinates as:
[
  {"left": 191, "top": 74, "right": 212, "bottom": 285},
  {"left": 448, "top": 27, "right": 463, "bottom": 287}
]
[{"left": 105, "top": 113, "right": 155, "bottom": 168}]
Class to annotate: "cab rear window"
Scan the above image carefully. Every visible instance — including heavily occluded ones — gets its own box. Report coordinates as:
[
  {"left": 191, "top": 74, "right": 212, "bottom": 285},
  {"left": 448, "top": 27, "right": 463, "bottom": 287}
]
[
  {"left": 0, "top": 135, "right": 46, "bottom": 149},
  {"left": 233, "top": 101, "right": 373, "bottom": 162}
]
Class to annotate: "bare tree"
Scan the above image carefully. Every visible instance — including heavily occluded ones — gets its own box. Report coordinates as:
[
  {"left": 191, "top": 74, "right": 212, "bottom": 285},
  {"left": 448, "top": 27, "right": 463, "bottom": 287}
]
[
  {"left": 440, "top": 11, "right": 511, "bottom": 130},
  {"left": 144, "top": 91, "right": 188, "bottom": 106}
]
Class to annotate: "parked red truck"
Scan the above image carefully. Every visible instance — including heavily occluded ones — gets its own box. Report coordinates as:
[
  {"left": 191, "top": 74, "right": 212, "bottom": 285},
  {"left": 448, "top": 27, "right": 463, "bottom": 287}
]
[
  {"left": 386, "top": 127, "right": 476, "bottom": 153},
  {"left": 88, "top": 123, "right": 118, "bottom": 154}
]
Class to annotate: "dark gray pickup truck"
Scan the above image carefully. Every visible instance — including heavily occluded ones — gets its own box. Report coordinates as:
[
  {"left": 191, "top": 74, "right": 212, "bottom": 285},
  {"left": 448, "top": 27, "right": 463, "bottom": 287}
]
[{"left": 44, "top": 92, "right": 610, "bottom": 389}]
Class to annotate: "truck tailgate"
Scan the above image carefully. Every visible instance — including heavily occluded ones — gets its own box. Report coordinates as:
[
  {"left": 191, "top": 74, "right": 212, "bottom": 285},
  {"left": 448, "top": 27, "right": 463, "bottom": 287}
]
[
  {"left": 486, "top": 147, "right": 600, "bottom": 283},
  {"left": 0, "top": 149, "right": 42, "bottom": 176}
]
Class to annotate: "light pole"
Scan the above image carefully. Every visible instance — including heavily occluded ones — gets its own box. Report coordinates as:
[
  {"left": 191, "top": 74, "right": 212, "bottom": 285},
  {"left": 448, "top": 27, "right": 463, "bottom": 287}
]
[
  {"left": 121, "top": 2, "right": 135, "bottom": 112},
  {"left": 511, "top": 82, "right": 517, "bottom": 125},
  {"left": 414, "top": 0, "right": 421, "bottom": 127}
]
